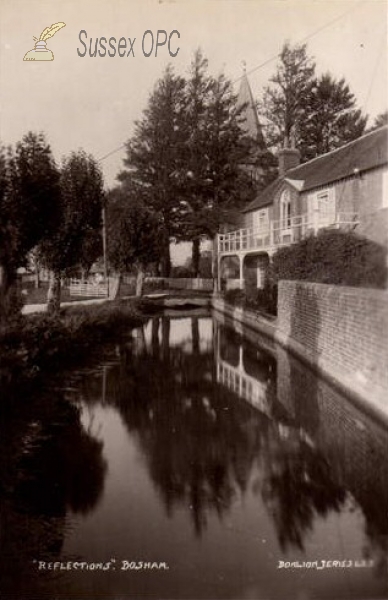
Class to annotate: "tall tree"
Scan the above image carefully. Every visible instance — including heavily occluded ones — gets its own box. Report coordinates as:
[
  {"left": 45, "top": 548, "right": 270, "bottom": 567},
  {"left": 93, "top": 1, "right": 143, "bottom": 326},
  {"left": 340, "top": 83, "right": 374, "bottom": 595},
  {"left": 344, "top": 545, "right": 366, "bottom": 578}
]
[
  {"left": 181, "top": 49, "right": 213, "bottom": 275},
  {"left": 259, "top": 41, "right": 316, "bottom": 150},
  {"left": 38, "top": 150, "right": 104, "bottom": 314},
  {"left": 298, "top": 73, "right": 367, "bottom": 161},
  {"left": 0, "top": 132, "right": 61, "bottom": 327},
  {"left": 118, "top": 66, "right": 187, "bottom": 277},
  {"left": 106, "top": 186, "right": 163, "bottom": 296},
  {"left": 182, "top": 54, "right": 256, "bottom": 276}
]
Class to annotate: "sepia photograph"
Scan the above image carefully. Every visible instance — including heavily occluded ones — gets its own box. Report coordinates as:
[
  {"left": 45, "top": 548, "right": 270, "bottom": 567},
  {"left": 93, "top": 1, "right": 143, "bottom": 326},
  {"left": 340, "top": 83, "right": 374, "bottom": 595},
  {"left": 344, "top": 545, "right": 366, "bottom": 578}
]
[{"left": 0, "top": 1, "right": 387, "bottom": 598}]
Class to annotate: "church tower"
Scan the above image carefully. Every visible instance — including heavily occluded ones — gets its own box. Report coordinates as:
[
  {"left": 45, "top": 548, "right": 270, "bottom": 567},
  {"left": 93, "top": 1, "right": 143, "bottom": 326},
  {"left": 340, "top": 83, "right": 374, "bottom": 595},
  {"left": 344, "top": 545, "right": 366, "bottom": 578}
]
[
  {"left": 236, "top": 70, "right": 266, "bottom": 150},
  {"left": 236, "top": 69, "right": 276, "bottom": 188}
]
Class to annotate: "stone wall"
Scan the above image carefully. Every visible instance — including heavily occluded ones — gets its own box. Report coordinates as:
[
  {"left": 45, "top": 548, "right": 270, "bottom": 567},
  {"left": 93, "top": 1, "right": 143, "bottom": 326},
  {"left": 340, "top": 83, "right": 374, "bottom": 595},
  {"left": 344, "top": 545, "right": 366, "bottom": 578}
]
[{"left": 277, "top": 280, "right": 388, "bottom": 412}]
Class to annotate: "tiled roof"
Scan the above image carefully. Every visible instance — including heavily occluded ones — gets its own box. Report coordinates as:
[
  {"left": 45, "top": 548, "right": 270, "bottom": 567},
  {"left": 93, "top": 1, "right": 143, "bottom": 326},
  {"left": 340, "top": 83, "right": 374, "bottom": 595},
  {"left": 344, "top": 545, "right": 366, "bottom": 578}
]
[
  {"left": 244, "top": 126, "right": 388, "bottom": 213},
  {"left": 243, "top": 178, "right": 284, "bottom": 212}
]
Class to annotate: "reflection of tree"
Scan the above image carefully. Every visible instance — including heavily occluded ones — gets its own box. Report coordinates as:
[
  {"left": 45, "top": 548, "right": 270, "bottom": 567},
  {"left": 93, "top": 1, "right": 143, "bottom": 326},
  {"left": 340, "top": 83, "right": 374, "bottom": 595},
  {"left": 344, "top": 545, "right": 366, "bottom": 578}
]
[
  {"left": 277, "top": 341, "right": 388, "bottom": 565},
  {"left": 0, "top": 392, "right": 107, "bottom": 599},
  {"left": 261, "top": 430, "right": 346, "bottom": 551},
  {"left": 36, "top": 313, "right": 388, "bottom": 570},
  {"left": 217, "top": 323, "right": 347, "bottom": 552},
  {"left": 191, "top": 317, "right": 200, "bottom": 355},
  {"left": 97, "top": 318, "right": 268, "bottom": 536},
  {"left": 76, "top": 316, "right": 351, "bottom": 550},
  {"left": 364, "top": 520, "right": 388, "bottom": 581}
]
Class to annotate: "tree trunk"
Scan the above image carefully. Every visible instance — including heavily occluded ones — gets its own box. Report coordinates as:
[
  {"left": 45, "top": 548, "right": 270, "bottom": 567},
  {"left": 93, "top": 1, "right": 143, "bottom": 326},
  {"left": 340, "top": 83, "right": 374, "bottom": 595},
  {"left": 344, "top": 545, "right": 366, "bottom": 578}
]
[
  {"left": 0, "top": 264, "right": 18, "bottom": 331},
  {"left": 160, "top": 244, "right": 171, "bottom": 278},
  {"left": 47, "top": 270, "right": 62, "bottom": 315},
  {"left": 34, "top": 266, "right": 40, "bottom": 289},
  {"left": 192, "top": 238, "right": 200, "bottom": 278},
  {"left": 135, "top": 265, "right": 145, "bottom": 297},
  {"left": 161, "top": 317, "right": 170, "bottom": 362},
  {"left": 191, "top": 317, "right": 200, "bottom": 355},
  {"left": 151, "top": 317, "right": 160, "bottom": 357},
  {"left": 159, "top": 228, "right": 171, "bottom": 277}
]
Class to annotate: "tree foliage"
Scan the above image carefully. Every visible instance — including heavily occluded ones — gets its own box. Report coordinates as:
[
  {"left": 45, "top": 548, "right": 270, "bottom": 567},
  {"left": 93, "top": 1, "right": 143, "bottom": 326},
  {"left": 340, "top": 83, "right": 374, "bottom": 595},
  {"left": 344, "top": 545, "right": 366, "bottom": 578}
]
[
  {"left": 368, "top": 110, "right": 388, "bottom": 132},
  {"left": 259, "top": 42, "right": 367, "bottom": 162},
  {"left": 259, "top": 41, "right": 316, "bottom": 150},
  {"left": 298, "top": 73, "right": 367, "bottom": 161},
  {"left": 106, "top": 186, "right": 163, "bottom": 295},
  {"left": 118, "top": 65, "right": 187, "bottom": 276},
  {"left": 182, "top": 53, "right": 257, "bottom": 274},
  {"left": 0, "top": 132, "right": 61, "bottom": 326},
  {"left": 1, "top": 132, "right": 61, "bottom": 272},
  {"left": 120, "top": 52, "right": 257, "bottom": 277},
  {"left": 38, "top": 150, "right": 105, "bottom": 313}
]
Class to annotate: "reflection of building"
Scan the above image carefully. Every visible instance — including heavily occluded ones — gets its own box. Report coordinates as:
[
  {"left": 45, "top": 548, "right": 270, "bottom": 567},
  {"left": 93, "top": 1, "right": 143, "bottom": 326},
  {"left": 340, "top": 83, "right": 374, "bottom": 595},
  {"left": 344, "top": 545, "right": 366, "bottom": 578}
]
[
  {"left": 218, "top": 126, "right": 388, "bottom": 289},
  {"left": 215, "top": 322, "right": 274, "bottom": 415}
]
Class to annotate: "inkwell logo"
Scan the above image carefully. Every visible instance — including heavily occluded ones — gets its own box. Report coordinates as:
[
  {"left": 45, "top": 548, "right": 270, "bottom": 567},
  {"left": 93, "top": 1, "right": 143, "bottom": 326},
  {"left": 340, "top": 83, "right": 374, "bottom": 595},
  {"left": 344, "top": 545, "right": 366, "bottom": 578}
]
[{"left": 23, "top": 22, "right": 66, "bottom": 61}]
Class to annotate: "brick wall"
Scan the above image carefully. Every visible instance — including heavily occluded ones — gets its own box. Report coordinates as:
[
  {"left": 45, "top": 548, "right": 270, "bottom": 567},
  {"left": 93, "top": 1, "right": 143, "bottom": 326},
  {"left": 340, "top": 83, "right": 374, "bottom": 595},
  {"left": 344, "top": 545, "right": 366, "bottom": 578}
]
[
  {"left": 276, "top": 342, "right": 388, "bottom": 543},
  {"left": 277, "top": 281, "right": 388, "bottom": 409}
]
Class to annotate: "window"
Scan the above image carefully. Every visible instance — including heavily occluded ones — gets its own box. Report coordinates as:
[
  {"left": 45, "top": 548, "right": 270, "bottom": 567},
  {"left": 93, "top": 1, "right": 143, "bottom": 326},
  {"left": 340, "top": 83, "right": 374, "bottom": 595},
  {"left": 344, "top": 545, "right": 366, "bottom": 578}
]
[
  {"left": 307, "top": 188, "right": 336, "bottom": 230},
  {"left": 280, "top": 190, "right": 291, "bottom": 229},
  {"left": 253, "top": 208, "right": 269, "bottom": 232},
  {"left": 316, "top": 188, "right": 335, "bottom": 226}
]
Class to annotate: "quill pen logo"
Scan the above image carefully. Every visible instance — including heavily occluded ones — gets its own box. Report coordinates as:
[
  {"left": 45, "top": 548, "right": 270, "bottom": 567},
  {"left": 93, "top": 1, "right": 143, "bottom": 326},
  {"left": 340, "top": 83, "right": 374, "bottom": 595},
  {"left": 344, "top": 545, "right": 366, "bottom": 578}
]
[{"left": 23, "top": 22, "right": 66, "bottom": 61}]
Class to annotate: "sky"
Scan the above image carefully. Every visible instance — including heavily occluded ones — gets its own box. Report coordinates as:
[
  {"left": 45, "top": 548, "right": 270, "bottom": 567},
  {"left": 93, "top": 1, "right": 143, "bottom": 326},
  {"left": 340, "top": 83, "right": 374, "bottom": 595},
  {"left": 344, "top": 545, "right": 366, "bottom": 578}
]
[{"left": 0, "top": 0, "right": 387, "bottom": 262}]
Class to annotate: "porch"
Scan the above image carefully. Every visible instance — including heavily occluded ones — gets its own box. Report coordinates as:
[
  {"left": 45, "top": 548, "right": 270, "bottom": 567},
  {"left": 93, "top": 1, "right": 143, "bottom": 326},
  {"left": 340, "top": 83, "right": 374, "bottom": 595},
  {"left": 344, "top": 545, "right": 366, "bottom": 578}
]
[{"left": 217, "top": 211, "right": 359, "bottom": 290}]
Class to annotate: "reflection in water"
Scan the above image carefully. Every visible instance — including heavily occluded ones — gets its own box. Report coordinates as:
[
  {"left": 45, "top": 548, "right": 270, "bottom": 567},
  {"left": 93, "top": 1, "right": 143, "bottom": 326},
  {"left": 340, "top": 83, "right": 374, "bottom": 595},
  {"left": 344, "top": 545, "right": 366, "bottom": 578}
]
[
  {"left": 1, "top": 312, "right": 388, "bottom": 599},
  {"left": 216, "top": 322, "right": 346, "bottom": 551},
  {"left": 0, "top": 393, "right": 107, "bottom": 600}
]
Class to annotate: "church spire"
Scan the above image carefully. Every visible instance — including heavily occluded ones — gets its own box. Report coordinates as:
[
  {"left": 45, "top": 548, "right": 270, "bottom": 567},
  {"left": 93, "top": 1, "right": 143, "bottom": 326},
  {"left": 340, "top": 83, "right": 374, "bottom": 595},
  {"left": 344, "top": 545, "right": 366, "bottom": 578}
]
[{"left": 236, "top": 69, "right": 266, "bottom": 150}]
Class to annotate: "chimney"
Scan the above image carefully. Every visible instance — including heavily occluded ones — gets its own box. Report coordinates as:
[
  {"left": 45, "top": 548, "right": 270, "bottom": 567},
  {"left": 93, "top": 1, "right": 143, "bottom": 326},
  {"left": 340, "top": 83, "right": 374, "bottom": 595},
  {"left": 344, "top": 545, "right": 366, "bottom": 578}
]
[{"left": 277, "top": 147, "right": 300, "bottom": 177}]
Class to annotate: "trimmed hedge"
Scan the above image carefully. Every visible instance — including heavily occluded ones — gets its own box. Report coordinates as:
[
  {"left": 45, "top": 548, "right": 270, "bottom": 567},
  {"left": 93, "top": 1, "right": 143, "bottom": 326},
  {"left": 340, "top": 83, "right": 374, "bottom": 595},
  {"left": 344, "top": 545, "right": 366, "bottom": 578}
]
[
  {"left": 272, "top": 229, "right": 387, "bottom": 288},
  {"left": 222, "top": 229, "right": 387, "bottom": 317}
]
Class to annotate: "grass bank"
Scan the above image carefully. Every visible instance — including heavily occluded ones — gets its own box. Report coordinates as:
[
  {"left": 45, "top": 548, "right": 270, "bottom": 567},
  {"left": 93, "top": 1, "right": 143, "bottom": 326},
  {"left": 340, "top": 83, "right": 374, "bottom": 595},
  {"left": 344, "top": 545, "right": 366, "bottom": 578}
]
[{"left": 0, "top": 299, "right": 147, "bottom": 397}]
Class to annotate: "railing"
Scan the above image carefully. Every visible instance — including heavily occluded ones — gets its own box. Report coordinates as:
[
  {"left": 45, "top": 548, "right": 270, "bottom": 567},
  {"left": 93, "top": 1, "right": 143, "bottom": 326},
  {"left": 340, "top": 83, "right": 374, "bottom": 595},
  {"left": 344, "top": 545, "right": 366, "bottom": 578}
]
[
  {"left": 217, "top": 359, "right": 270, "bottom": 415},
  {"left": 218, "top": 212, "right": 359, "bottom": 254}
]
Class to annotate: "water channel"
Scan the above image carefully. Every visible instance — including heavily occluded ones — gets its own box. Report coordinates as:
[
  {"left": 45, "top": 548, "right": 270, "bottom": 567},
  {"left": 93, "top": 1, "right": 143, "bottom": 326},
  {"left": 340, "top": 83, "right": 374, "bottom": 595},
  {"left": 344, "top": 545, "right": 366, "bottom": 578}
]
[{"left": 1, "top": 310, "right": 388, "bottom": 600}]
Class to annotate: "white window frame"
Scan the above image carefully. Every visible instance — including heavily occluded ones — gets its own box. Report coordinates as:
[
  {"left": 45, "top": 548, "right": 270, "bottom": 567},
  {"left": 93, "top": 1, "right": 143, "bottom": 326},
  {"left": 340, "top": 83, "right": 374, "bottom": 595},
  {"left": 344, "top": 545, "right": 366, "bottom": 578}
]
[
  {"left": 309, "top": 187, "right": 336, "bottom": 229},
  {"left": 253, "top": 208, "right": 269, "bottom": 232},
  {"left": 317, "top": 189, "right": 336, "bottom": 225},
  {"left": 280, "top": 189, "right": 292, "bottom": 233}
]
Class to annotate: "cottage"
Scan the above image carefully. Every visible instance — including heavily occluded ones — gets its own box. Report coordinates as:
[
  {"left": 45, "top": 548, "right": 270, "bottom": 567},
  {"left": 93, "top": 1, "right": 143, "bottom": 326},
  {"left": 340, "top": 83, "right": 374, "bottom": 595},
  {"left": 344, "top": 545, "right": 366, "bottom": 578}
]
[{"left": 217, "top": 125, "right": 388, "bottom": 290}]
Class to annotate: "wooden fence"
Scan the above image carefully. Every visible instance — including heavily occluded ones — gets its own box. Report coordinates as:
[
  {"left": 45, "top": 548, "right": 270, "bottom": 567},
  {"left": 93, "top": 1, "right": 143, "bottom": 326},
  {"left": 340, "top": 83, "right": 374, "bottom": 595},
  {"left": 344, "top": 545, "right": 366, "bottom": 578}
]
[{"left": 69, "top": 279, "right": 109, "bottom": 297}]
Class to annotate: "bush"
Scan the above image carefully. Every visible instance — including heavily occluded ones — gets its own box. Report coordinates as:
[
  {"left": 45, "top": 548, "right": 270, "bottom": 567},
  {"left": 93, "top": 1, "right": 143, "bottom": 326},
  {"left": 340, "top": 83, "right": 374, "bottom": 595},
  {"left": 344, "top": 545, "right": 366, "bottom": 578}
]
[
  {"left": 272, "top": 229, "right": 387, "bottom": 288},
  {"left": 224, "top": 289, "right": 246, "bottom": 307},
  {"left": 0, "top": 300, "right": 145, "bottom": 392},
  {"left": 224, "top": 284, "right": 277, "bottom": 317},
  {"left": 255, "top": 280, "right": 278, "bottom": 316},
  {"left": 222, "top": 229, "right": 386, "bottom": 318}
]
